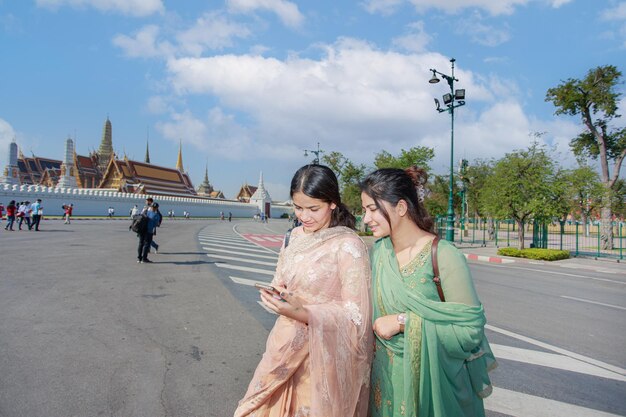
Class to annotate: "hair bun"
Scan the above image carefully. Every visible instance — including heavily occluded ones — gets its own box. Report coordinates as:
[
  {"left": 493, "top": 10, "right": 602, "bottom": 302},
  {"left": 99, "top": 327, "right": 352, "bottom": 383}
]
[{"left": 404, "top": 166, "right": 428, "bottom": 187}]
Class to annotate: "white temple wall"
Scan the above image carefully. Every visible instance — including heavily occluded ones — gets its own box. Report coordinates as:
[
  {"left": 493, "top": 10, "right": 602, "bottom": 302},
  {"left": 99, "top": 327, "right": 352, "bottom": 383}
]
[{"left": 0, "top": 185, "right": 292, "bottom": 218}]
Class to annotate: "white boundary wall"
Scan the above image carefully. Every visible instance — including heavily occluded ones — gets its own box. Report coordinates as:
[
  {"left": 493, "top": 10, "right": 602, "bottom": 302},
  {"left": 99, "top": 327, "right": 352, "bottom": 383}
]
[{"left": 0, "top": 184, "right": 292, "bottom": 218}]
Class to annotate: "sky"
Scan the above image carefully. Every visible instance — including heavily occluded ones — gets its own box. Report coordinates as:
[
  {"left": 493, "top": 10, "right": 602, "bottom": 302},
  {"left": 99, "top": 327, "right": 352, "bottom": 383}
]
[{"left": 1, "top": 0, "right": 625, "bottom": 201}]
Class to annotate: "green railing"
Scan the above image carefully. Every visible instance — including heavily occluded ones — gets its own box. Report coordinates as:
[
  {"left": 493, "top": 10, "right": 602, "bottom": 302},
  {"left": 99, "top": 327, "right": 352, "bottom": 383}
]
[{"left": 435, "top": 216, "right": 625, "bottom": 259}]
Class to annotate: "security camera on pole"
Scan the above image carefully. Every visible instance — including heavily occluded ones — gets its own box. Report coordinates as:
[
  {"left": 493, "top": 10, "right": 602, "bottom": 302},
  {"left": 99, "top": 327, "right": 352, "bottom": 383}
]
[{"left": 429, "top": 58, "right": 466, "bottom": 242}]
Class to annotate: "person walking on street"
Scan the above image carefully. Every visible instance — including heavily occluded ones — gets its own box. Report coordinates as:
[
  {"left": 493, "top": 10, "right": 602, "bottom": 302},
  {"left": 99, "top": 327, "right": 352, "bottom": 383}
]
[
  {"left": 30, "top": 199, "right": 43, "bottom": 231},
  {"left": 137, "top": 204, "right": 160, "bottom": 263},
  {"left": 4, "top": 200, "right": 16, "bottom": 231},
  {"left": 150, "top": 203, "right": 163, "bottom": 254},
  {"left": 18, "top": 201, "right": 32, "bottom": 230},
  {"left": 130, "top": 204, "right": 138, "bottom": 218},
  {"left": 228, "top": 211, "right": 232, "bottom": 222},
  {"left": 64, "top": 203, "right": 73, "bottom": 224}
]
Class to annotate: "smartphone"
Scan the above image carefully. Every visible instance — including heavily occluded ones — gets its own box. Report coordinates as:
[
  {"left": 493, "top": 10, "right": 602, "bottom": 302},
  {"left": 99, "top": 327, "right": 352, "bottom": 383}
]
[{"left": 254, "top": 283, "right": 277, "bottom": 292}]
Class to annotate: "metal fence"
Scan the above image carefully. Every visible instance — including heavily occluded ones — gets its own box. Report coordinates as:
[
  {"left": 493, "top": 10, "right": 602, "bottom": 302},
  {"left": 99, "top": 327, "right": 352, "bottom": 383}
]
[{"left": 434, "top": 217, "right": 626, "bottom": 259}]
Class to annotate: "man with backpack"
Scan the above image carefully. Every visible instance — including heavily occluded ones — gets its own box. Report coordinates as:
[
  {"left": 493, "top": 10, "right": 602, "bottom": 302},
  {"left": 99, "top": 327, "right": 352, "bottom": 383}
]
[{"left": 134, "top": 202, "right": 161, "bottom": 263}]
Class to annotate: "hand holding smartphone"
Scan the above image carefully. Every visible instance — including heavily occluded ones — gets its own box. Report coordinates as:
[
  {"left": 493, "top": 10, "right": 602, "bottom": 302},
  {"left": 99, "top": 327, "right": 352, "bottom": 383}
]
[{"left": 254, "top": 283, "right": 285, "bottom": 301}]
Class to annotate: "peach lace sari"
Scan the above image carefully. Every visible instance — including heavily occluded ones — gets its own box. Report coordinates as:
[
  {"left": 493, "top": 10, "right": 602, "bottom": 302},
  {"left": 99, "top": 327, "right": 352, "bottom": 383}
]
[{"left": 234, "top": 226, "right": 373, "bottom": 417}]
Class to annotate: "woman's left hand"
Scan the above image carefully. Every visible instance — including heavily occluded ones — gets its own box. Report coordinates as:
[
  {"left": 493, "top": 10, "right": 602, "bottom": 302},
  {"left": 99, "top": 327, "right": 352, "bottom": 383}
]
[
  {"left": 373, "top": 314, "right": 402, "bottom": 340},
  {"left": 259, "top": 285, "right": 309, "bottom": 324}
]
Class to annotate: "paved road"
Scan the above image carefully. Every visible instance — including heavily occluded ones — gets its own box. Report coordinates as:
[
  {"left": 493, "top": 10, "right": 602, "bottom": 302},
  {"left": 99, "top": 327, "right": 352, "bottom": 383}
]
[{"left": 0, "top": 219, "right": 624, "bottom": 417}]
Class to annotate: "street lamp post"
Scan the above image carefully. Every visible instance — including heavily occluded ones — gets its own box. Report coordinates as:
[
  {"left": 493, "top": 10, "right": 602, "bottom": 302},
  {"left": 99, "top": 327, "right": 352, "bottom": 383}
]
[
  {"left": 304, "top": 142, "right": 323, "bottom": 165},
  {"left": 429, "top": 58, "right": 466, "bottom": 242}
]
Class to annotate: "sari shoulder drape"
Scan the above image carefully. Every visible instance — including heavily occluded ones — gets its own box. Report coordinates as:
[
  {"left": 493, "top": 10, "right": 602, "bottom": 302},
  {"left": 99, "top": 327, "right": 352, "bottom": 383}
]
[
  {"left": 370, "top": 237, "right": 496, "bottom": 417},
  {"left": 235, "top": 226, "right": 373, "bottom": 417}
]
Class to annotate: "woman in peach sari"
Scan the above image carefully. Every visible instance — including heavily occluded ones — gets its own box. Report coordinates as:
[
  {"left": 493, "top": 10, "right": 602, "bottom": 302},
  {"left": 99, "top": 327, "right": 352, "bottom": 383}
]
[{"left": 234, "top": 165, "right": 373, "bottom": 417}]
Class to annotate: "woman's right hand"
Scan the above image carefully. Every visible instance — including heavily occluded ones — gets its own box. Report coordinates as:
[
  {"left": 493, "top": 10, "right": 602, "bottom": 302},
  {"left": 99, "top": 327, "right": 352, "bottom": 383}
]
[{"left": 373, "top": 315, "right": 402, "bottom": 340}]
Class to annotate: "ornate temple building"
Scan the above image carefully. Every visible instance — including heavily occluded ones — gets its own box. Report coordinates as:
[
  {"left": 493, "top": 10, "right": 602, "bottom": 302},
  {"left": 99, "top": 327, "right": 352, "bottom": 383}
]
[
  {"left": 1, "top": 117, "right": 224, "bottom": 199},
  {"left": 236, "top": 183, "right": 258, "bottom": 203}
]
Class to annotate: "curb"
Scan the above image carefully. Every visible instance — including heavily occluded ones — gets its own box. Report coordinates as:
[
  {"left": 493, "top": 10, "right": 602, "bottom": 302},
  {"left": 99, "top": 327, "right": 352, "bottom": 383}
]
[{"left": 464, "top": 253, "right": 516, "bottom": 264}]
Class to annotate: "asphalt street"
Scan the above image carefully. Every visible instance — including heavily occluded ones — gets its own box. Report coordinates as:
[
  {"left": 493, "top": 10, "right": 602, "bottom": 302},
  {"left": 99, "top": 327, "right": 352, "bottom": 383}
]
[{"left": 0, "top": 218, "right": 624, "bottom": 417}]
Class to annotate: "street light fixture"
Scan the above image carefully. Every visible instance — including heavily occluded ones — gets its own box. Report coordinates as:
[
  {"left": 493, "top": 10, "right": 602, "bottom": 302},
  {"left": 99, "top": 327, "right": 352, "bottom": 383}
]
[
  {"left": 429, "top": 58, "right": 466, "bottom": 242},
  {"left": 304, "top": 142, "right": 324, "bottom": 165}
]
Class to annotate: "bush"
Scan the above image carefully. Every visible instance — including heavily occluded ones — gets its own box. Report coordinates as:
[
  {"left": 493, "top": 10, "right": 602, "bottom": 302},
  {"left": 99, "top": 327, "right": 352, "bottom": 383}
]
[{"left": 497, "top": 247, "right": 570, "bottom": 261}]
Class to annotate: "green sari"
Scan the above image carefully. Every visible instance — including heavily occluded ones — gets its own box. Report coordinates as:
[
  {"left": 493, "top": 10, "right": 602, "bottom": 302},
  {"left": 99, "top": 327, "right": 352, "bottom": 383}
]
[{"left": 369, "top": 237, "right": 496, "bottom": 417}]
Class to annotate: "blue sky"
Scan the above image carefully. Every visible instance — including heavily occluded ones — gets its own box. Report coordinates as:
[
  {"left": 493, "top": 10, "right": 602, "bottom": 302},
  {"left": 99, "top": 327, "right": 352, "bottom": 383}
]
[{"left": 1, "top": 0, "right": 625, "bottom": 201}]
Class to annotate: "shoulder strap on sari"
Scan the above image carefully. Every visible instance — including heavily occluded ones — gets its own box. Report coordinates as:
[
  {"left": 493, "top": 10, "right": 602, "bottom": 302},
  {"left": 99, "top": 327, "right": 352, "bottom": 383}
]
[{"left": 431, "top": 236, "right": 445, "bottom": 302}]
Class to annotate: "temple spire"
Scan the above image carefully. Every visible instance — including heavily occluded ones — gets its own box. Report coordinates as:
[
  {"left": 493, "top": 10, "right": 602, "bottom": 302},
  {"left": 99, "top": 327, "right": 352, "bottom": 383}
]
[
  {"left": 98, "top": 117, "right": 113, "bottom": 171},
  {"left": 145, "top": 139, "right": 151, "bottom": 163},
  {"left": 176, "top": 140, "right": 184, "bottom": 172}
]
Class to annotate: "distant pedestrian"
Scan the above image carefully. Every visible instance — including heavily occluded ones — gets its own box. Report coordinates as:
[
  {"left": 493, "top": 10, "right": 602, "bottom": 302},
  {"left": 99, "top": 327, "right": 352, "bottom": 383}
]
[
  {"left": 228, "top": 211, "right": 232, "bottom": 222},
  {"left": 185, "top": 211, "right": 190, "bottom": 219},
  {"left": 4, "top": 200, "right": 16, "bottom": 231},
  {"left": 108, "top": 207, "right": 115, "bottom": 218},
  {"left": 130, "top": 204, "right": 138, "bottom": 218},
  {"left": 220, "top": 211, "right": 225, "bottom": 220},
  {"left": 64, "top": 203, "right": 73, "bottom": 224},
  {"left": 30, "top": 199, "right": 43, "bottom": 231},
  {"left": 18, "top": 201, "right": 32, "bottom": 230}
]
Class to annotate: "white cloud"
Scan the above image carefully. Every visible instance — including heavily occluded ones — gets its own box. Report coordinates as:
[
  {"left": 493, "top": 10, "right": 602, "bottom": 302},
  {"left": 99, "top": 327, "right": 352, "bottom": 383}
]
[
  {"left": 600, "top": 2, "right": 626, "bottom": 20},
  {"left": 362, "top": 0, "right": 404, "bottom": 16},
  {"left": 455, "top": 11, "right": 510, "bottom": 46},
  {"left": 226, "top": 0, "right": 304, "bottom": 29},
  {"left": 36, "top": 0, "right": 164, "bottom": 17},
  {"left": 176, "top": 12, "right": 252, "bottom": 56},
  {"left": 392, "top": 21, "right": 432, "bottom": 53},
  {"left": 112, "top": 25, "right": 174, "bottom": 58},
  {"left": 160, "top": 38, "right": 528, "bottom": 171},
  {"left": 155, "top": 108, "right": 254, "bottom": 160},
  {"left": 549, "top": 0, "right": 573, "bottom": 7}
]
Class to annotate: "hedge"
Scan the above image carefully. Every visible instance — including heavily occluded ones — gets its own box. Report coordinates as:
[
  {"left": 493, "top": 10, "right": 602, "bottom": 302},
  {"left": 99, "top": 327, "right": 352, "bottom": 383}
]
[{"left": 497, "top": 247, "right": 570, "bottom": 261}]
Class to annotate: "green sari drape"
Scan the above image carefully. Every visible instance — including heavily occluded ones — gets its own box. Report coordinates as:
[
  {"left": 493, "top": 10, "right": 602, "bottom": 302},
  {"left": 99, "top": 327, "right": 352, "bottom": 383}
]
[{"left": 369, "top": 237, "right": 497, "bottom": 417}]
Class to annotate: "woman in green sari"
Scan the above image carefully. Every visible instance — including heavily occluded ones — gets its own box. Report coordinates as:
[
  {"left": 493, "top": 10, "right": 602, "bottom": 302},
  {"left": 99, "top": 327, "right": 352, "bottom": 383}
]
[{"left": 360, "top": 167, "right": 497, "bottom": 417}]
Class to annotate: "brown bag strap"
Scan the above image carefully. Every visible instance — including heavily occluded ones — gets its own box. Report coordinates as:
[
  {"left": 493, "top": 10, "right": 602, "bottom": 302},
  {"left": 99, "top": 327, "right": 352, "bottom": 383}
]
[{"left": 431, "top": 236, "right": 445, "bottom": 302}]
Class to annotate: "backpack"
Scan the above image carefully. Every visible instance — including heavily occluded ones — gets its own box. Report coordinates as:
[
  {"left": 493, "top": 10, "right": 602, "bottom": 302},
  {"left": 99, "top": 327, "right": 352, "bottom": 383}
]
[{"left": 130, "top": 214, "right": 148, "bottom": 234}]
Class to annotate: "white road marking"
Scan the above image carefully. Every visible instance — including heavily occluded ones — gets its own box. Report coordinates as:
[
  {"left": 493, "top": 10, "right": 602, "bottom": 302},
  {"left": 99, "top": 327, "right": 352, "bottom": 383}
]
[
  {"left": 486, "top": 324, "right": 626, "bottom": 377},
  {"left": 229, "top": 276, "right": 271, "bottom": 286},
  {"left": 203, "top": 247, "right": 278, "bottom": 260},
  {"left": 201, "top": 242, "right": 273, "bottom": 254},
  {"left": 199, "top": 236, "right": 256, "bottom": 247},
  {"left": 560, "top": 295, "right": 626, "bottom": 311},
  {"left": 484, "top": 386, "right": 623, "bottom": 417},
  {"left": 249, "top": 236, "right": 267, "bottom": 241},
  {"left": 215, "top": 263, "right": 275, "bottom": 276},
  {"left": 490, "top": 344, "right": 626, "bottom": 382},
  {"left": 206, "top": 253, "right": 277, "bottom": 267},
  {"left": 198, "top": 233, "right": 237, "bottom": 239}
]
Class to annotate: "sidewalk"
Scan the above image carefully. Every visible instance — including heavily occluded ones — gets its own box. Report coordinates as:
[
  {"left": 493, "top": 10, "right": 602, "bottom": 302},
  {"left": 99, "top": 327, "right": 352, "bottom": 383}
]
[{"left": 454, "top": 242, "right": 626, "bottom": 275}]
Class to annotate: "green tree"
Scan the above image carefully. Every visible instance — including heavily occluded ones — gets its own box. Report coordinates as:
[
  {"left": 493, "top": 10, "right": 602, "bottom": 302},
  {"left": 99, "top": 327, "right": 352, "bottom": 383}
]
[
  {"left": 321, "top": 152, "right": 365, "bottom": 213},
  {"left": 569, "top": 165, "right": 604, "bottom": 236},
  {"left": 480, "top": 143, "right": 557, "bottom": 249},
  {"left": 464, "top": 159, "right": 493, "bottom": 219},
  {"left": 374, "top": 146, "right": 434, "bottom": 170},
  {"left": 546, "top": 65, "right": 626, "bottom": 249}
]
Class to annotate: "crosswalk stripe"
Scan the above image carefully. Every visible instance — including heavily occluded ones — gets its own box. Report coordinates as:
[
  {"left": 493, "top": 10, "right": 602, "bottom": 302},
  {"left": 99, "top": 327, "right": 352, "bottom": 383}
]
[
  {"left": 201, "top": 242, "right": 274, "bottom": 254},
  {"left": 199, "top": 235, "right": 253, "bottom": 244},
  {"left": 484, "top": 386, "right": 623, "bottom": 417},
  {"left": 204, "top": 247, "right": 278, "bottom": 260},
  {"left": 490, "top": 344, "right": 626, "bottom": 382},
  {"left": 199, "top": 238, "right": 260, "bottom": 249},
  {"left": 198, "top": 233, "right": 237, "bottom": 239},
  {"left": 206, "top": 253, "right": 278, "bottom": 267},
  {"left": 215, "top": 263, "right": 275, "bottom": 276},
  {"left": 229, "top": 276, "right": 271, "bottom": 286}
]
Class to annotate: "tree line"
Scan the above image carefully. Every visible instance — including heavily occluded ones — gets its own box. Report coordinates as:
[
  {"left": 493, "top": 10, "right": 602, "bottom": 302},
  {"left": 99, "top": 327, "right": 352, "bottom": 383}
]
[{"left": 321, "top": 65, "right": 625, "bottom": 250}]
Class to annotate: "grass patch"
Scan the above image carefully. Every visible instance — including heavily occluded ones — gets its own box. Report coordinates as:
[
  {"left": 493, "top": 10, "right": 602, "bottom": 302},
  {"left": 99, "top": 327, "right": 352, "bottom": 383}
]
[{"left": 498, "top": 247, "right": 570, "bottom": 261}]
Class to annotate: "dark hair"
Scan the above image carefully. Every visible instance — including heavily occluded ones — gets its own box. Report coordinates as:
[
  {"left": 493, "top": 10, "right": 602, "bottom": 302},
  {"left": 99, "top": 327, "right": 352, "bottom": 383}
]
[
  {"left": 290, "top": 164, "right": 355, "bottom": 229},
  {"left": 359, "top": 166, "right": 434, "bottom": 233}
]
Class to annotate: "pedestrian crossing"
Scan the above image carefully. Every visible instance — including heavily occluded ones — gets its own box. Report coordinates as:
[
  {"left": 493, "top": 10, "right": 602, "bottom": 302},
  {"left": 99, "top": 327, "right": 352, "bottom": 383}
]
[{"left": 197, "top": 227, "right": 626, "bottom": 417}]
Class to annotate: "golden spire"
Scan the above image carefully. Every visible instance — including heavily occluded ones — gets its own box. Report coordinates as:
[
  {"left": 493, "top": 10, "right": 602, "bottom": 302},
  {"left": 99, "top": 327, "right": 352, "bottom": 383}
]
[{"left": 176, "top": 140, "right": 184, "bottom": 172}]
